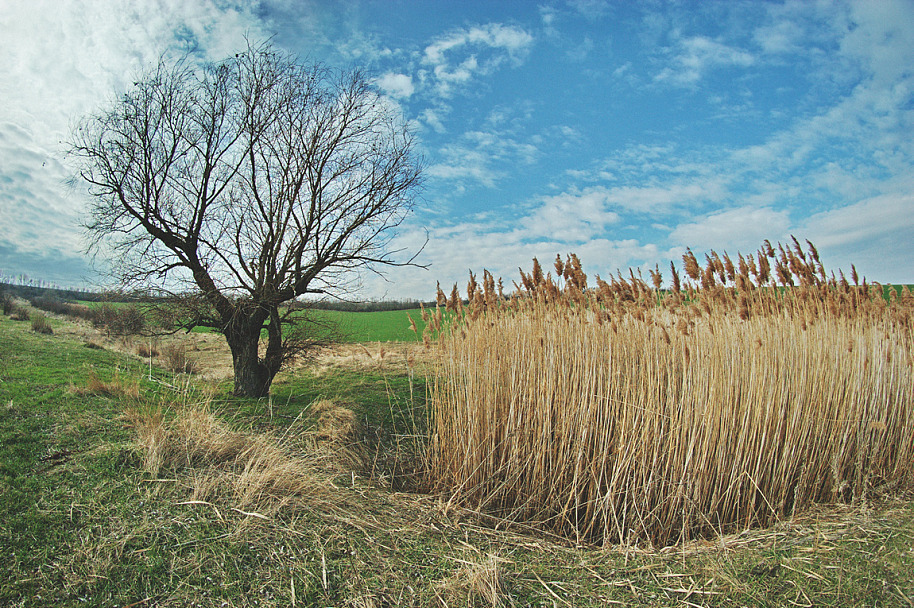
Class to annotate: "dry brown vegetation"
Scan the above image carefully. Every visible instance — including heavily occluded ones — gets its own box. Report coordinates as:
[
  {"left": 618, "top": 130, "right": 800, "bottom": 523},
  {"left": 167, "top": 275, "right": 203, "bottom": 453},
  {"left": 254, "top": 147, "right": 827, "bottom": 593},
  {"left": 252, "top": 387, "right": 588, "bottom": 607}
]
[
  {"left": 71, "top": 368, "right": 141, "bottom": 399},
  {"left": 126, "top": 395, "right": 328, "bottom": 519},
  {"left": 426, "top": 238, "right": 914, "bottom": 547},
  {"left": 161, "top": 342, "right": 199, "bottom": 375}
]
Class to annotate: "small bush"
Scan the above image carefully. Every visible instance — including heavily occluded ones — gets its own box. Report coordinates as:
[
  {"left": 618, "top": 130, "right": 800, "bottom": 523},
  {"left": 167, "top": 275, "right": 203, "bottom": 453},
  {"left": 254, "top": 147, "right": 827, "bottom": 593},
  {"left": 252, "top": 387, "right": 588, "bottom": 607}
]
[
  {"left": 9, "top": 305, "right": 30, "bottom": 321},
  {"left": 137, "top": 343, "right": 159, "bottom": 358},
  {"left": 31, "top": 313, "right": 53, "bottom": 334},
  {"left": 162, "top": 344, "right": 198, "bottom": 375},
  {"left": 0, "top": 289, "right": 12, "bottom": 315},
  {"left": 90, "top": 303, "right": 146, "bottom": 336}
]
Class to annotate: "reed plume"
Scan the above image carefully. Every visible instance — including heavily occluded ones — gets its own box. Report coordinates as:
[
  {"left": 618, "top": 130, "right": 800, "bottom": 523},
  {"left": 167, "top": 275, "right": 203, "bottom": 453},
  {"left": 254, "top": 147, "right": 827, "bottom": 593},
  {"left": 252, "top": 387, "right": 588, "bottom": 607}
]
[{"left": 426, "top": 238, "right": 914, "bottom": 547}]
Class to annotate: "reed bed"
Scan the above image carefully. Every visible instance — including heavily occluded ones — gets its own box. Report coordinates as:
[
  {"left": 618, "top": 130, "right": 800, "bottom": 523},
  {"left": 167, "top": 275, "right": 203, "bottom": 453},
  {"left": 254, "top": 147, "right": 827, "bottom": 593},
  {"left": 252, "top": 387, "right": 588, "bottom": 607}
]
[{"left": 425, "top": 239, "right": 914, "bottom": 546}]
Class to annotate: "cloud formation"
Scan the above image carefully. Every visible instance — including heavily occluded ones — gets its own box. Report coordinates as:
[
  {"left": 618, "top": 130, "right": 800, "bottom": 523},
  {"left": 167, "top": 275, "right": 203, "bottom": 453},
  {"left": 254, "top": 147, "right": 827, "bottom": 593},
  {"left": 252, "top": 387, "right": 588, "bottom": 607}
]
[
  {"left": 1, "top": 0, "right": 912, "bottom": 297},
  {"left": 377, "top": 72, "right": 415, "bottom": 99},
  {"left": 421, "top": 23, "right": 534, "bottom": 97},
  {"left": 655, "top": 35, "right": 755, "bottom": 86},
  {"left": 0, "top": 0, "right": 268, "bottom": 286}
]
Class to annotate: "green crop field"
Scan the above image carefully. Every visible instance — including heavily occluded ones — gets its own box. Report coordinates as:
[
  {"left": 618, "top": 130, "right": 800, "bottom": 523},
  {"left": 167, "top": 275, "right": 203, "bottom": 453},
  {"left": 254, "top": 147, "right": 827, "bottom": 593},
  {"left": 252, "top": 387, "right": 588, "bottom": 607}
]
[
  {"left": 1, "top": 303, "right": 913, "bottom": 607},
  {"left": 70, "top": 300, "right": 430, "bottom": 341},
  {"left": 302, "top": 308, "right": 426, "bottom": 342}
]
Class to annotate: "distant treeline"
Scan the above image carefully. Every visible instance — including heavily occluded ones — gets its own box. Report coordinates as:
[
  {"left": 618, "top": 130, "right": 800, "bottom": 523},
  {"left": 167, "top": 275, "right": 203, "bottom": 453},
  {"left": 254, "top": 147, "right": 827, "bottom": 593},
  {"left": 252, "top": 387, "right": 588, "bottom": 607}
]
[
  {"left": 0, "top": 282, "right": 432, "bottom": 312},
  {"left": 293, "top": 299, "right": 434, "bottom": 312},
  {"left": 0, "top": 283, "right": 112, "bottom": 303}
]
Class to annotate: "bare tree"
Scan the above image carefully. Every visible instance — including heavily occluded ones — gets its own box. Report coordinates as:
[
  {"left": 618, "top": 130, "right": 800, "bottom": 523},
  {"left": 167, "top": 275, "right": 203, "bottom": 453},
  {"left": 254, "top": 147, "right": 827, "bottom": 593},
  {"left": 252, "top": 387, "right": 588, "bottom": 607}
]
[{"left": 70, "top": 42, "right": 423, "bottom": 397}]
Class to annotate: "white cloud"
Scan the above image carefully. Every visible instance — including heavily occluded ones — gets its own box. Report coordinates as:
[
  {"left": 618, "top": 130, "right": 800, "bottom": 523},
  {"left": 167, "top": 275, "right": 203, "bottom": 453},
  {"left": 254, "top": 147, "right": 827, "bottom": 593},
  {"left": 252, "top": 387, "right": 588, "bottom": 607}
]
[
  {"left": 603, "top": 183, "right": 729, "bottom": 214},
  {"left": 655, "top": 35, "right": 755, "bottom": 86},
  {"left": 669, "top": 206, "right": 791, "bottom": 254},
  {"left": 801, "top": 192, "right": 914, "bottom": 250},
  {"left": 422, "top": 23, "right": 534, "bottom": 97},
  {"left": 795, "top": 191, "right": 914, "bottom": 283},
  {"left": 520, "top": 190, "right": 620, "bottom": 242},
  {"left": 427, "top": 148, "right": 499, "bottom": 189},
  {"left": 426, "top": 105, "right": 544, "bottom": 190},
  {"left": 842, "top": 0, "right": 914, "bottom": 85},
  {"left": 376, "top": 72, "right": 414, "bottom": 99},
  {"left": 420, "top": 108, "right": 448, "bottom": 134},
  {"left": 753, "top": 18, "right": 805, "bottom": 54},
  {"left": 0, "top": 0, "right": 266, "bottom": 285}
]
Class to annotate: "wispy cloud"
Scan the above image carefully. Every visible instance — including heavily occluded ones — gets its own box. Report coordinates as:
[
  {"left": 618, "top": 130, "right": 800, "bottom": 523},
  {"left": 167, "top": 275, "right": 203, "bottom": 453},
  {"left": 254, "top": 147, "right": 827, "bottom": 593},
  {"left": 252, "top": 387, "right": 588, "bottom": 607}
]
[
  {"left": 566, "top": 0, "right": 612, "bottom": 22},
  {"left": 426, "top": 104, "right": 543, "bottom": 191},
  {"left": 427, "top": 130, "right": 539, "bottom": 190},
  {"left": 669, "top": 206, "right": 791, "bottom": 254},
  {"left": 655, "top": 34, "right": 755, "bottom": 86},
  {"left": 0, "top": 0, "right": 267, "bottom": 286},
  {"left": 421, "top": 23, "right": 534, "bottom": 97}
]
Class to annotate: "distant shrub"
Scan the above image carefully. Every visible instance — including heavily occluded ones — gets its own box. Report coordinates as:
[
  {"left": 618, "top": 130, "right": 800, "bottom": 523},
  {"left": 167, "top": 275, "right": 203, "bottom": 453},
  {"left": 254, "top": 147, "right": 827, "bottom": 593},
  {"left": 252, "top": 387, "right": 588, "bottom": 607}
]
[
  {"left": 90, "top": 303, "right": 146, "bottom": 336},
  {"left": 114, "top": 305, "right": 146, "bottom": 335},
  {"left": 9, "top": 305, "right": 30, "bottom": 321},
  {"left": 0, "top": 289, "right": 12, "bottom": 315},
  {"left": 136, "top": 343, "right": 159, "bottom": 358},
  {"left": 66, "top": 303, "right": 94, "bottom": 321},
  {"left": 162, "top": 343, "right": 198, "bottom": 375},
  {"left": 31, "top": 313, "right": 53, "bottom": 334},
  {"left": 29, "top": 296, "right": 72, "bottom": 316}
]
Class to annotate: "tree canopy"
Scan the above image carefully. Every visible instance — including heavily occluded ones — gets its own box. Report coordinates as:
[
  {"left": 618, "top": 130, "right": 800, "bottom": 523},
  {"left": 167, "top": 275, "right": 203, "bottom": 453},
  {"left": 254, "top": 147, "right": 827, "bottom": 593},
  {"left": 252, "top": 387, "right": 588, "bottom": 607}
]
[{"left": 70, "top": 42, "right": 424, "bottom": 396}]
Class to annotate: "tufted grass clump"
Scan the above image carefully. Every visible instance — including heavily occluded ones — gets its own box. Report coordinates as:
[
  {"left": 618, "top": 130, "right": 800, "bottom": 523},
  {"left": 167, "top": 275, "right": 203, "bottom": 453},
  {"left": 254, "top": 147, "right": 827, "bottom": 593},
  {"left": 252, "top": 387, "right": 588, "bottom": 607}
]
[{"left": 30, "top": 313, "right": 53, "bottom": 334}]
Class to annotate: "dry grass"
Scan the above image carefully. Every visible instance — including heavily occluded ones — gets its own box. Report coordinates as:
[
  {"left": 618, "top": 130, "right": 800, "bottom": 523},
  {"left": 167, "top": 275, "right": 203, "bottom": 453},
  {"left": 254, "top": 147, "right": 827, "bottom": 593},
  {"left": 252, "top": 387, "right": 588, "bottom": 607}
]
[
  {"left": 72, "top": 368, "right": 141, "bottom": 399},
  {"left": 427, "top": 239, "right": 914, "bottom": 547},
  {"left": 310, "top": 399, "right": 361, "bottom": 442},
  {"left": 436, "top": 553, "right": 508, "bottom": 607},
  {"left": 126, "top": 394, "right": 328, "bottom": 518},
  {"left": 161, "top": 342, "right": 199, "bottom": 374}
]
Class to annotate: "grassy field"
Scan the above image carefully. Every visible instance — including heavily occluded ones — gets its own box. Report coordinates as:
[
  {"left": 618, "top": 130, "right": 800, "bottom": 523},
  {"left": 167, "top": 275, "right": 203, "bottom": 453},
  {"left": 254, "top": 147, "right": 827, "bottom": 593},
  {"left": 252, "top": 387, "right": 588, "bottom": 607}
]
[
  {"left": 1, "top": 305, "right": 913, "bottom": 606},
  {"left": 71, "top": 300, "right": 428, "bottom": 342},
  {"left": 305, "top": 308, "right": 426, "bottom": 342}
]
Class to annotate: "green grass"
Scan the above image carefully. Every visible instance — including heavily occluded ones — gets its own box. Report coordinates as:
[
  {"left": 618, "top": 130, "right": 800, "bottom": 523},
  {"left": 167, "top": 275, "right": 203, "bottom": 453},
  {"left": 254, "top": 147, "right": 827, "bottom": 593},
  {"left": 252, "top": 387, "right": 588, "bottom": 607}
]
[
  {"left": 76, "top": 301, "right": 430, "bottom": 342},
  {"left": 305, "top": 307, "right": 427, "bottom": 342},
  {"left": 1, "top": 311, "right": 913, "bottom": 606}
]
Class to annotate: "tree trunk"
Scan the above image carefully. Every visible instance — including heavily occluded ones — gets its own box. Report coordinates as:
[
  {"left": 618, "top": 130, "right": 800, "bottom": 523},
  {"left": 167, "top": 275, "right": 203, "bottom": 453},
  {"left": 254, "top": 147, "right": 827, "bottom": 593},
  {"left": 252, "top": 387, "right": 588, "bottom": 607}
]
[
  {"left": 224, "top": 310, "right": 279, "bottom": 398},
  {"left": 229, "top": 335, "right": 273, "bottom": 397}
]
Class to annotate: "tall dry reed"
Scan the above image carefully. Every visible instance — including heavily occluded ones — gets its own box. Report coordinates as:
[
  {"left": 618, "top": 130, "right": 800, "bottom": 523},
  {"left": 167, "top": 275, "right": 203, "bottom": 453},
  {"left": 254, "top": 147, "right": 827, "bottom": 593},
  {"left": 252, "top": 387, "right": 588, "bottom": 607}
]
[{"left": 426, "top": 239, "right": 914, "bottom": 546}]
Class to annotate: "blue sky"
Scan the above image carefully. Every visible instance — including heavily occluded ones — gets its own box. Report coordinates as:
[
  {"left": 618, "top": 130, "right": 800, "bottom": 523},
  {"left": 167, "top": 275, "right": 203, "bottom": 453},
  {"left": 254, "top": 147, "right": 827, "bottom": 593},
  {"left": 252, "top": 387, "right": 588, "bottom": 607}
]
[{"left": 1, "top": 0, "right": 912, "bottom": 299}]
